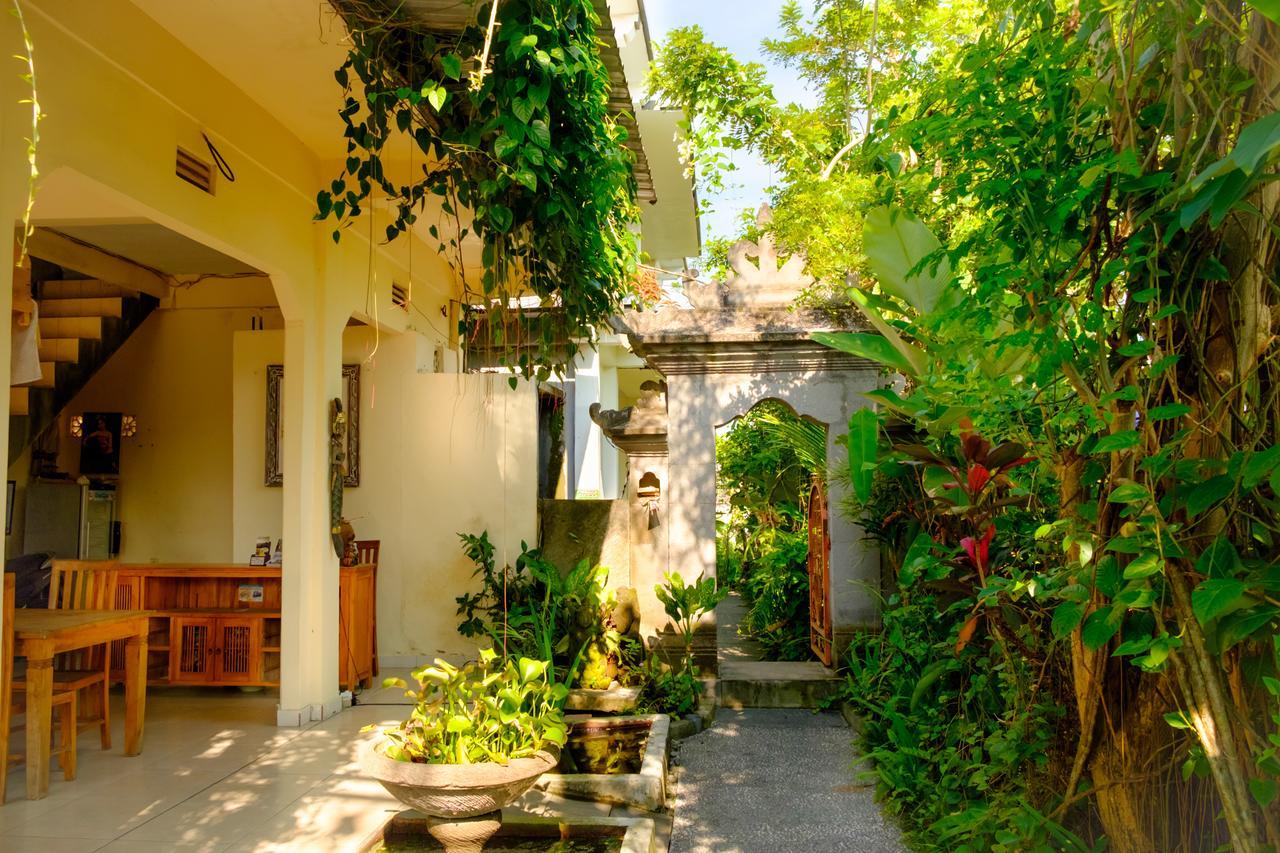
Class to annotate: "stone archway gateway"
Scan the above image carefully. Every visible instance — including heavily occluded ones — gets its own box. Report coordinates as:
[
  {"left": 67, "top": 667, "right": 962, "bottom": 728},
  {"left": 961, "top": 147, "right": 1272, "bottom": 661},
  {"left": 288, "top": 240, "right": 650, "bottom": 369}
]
[{"left": 607, "top": 206, "right": 884, "bottom": 662}]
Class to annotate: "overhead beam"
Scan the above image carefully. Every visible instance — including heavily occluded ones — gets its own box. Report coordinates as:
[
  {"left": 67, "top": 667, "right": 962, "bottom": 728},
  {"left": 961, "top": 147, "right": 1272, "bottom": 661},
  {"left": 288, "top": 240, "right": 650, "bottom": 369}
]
[{"left": 26, "top": 228, "right": 171, "bottom": 300}]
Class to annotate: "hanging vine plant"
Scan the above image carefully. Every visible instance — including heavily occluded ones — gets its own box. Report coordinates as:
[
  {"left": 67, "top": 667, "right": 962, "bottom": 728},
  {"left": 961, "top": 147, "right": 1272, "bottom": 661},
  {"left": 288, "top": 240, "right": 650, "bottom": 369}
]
[{"left": 321, "top": 0, "right": 641, "bottom": 379}]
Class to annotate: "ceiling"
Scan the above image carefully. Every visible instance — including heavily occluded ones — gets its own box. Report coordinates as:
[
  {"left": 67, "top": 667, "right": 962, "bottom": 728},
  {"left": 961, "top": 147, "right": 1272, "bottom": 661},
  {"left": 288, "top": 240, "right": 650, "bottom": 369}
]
[
  {"left": 131, "top": 0, "right": 352, "bottom": 158},
  {"left": 51, "top": 221, "right": 261, "bottom": 276},
  {"left": 127, "top": 0, "right": 697, "bottom": 262}
]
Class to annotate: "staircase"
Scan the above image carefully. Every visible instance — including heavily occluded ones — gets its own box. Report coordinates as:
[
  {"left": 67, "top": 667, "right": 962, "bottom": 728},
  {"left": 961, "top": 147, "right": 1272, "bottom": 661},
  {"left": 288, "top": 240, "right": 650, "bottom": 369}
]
[{"left": 9, "top": 277, "right": 158, "bottom": 465}]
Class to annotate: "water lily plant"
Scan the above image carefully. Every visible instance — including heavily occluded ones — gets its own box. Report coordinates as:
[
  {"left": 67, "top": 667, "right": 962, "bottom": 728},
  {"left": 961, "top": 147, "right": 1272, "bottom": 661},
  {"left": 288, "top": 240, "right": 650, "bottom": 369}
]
[{"left": 374, "top": 648, "right": 569, "bottom": 765}]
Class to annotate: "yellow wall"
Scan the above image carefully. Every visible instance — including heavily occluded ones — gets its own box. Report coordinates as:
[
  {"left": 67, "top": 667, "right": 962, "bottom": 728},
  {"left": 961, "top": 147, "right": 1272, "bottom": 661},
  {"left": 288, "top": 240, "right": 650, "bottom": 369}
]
[
  {"left": 17, "top": 307, "right": 280, "bottom": 562},
  {"left": 232, "top": 328, "right": 537, "bottom": 662},
  {"left": 0, "top": 1, "right": 532, "bottom": 712}
]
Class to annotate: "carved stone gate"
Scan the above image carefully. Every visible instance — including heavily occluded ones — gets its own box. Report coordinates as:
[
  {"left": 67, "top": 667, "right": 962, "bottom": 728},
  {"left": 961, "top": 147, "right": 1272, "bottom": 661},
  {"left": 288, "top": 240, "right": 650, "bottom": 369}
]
[{"left": 603, "top": 206, "right": 885, "bottom": 662}]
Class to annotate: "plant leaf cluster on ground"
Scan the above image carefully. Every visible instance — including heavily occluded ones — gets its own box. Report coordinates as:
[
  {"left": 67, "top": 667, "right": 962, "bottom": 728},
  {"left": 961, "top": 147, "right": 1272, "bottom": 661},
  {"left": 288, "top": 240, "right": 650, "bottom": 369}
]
[{"left": 454, "top": 531, "right": 713, "bottom": 717}]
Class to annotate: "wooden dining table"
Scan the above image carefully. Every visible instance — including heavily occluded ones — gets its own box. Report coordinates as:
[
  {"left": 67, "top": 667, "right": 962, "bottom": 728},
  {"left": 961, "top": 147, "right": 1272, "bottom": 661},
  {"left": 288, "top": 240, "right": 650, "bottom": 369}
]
[{"left": 12, "top": 609, "right": 151, "bottom": 799}]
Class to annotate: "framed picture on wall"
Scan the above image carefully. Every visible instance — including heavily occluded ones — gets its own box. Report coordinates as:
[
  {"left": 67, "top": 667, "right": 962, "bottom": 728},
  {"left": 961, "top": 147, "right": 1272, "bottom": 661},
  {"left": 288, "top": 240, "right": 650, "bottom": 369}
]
[
  {"left": 265, "top": 364, "right": 360, "bottom": 487},
  {"left": 80, "top": 412, "right": 123, "bottom": 476}
]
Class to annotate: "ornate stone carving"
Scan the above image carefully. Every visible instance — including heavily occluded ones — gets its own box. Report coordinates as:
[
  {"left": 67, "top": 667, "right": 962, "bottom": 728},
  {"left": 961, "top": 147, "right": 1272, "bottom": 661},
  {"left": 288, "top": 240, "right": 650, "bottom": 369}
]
[
  {"left": 588, "top": 402, "right": 633, "bottom": 434},
  {"left": 588, "top": 397, "right": 668, "bottom": 457},
  {"left": 634, "top": 380, "right": 667, "bottom": 411},
  {"left": 721, "top": 204, "right": 814, "bottom": 308}
]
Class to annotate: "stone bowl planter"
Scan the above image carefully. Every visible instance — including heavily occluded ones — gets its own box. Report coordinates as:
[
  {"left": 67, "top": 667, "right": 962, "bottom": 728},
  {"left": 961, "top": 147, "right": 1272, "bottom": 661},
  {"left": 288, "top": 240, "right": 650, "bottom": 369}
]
[{"left": 362, "top": 740, "right": 558, "bottom": 852}]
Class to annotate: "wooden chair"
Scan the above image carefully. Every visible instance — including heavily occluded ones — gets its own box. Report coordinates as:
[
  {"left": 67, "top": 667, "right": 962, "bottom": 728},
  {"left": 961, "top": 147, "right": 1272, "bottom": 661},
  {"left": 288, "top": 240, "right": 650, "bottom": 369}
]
[
  {"left": 354, "top": 540, "right": 380, "bottom": 676},
  {"left": 2, "top": 573, "right": 78, "bottom": 804},
  {"left": 12, "top": 560, "right": 118, "bottom": 751}
]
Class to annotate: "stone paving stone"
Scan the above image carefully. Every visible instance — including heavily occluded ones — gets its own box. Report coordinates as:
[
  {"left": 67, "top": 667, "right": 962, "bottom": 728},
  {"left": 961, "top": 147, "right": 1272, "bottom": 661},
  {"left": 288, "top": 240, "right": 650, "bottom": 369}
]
[{"left": 669, "top": 709, "right": 904, "bottom": 853}]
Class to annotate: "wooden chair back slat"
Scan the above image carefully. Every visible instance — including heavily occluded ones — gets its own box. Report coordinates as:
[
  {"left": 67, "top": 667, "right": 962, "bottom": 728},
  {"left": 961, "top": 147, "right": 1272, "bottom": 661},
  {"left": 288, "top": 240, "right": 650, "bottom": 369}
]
[
  {"left": 354, "top": 540, "right": 380, "bottom": 567},
  {"left": 48, "top": 561, "right": 119, "bottom": 611},
  {"left": 48, "top": 561, "right": 119, "bottom": 672}
]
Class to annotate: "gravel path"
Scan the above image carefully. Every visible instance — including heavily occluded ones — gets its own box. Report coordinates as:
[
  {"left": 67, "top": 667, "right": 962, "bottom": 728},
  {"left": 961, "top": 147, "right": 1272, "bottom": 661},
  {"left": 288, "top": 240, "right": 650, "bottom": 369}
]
[{"left": 669, "top": 709, "right": 905, "bottom": 853}]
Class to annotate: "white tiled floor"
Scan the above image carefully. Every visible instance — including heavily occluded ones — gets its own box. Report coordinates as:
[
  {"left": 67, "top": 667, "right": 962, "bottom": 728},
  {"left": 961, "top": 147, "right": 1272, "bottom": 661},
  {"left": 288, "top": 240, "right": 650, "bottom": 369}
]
[{"left": 2, "top": 680, "right": 417, "bottom": 852}]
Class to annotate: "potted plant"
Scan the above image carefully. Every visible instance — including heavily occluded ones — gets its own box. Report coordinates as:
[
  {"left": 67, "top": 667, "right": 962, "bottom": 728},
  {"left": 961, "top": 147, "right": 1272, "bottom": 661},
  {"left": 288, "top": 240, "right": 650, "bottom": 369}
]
[{"left": 362, "top": 647, "right": 568, "bottom": 853}]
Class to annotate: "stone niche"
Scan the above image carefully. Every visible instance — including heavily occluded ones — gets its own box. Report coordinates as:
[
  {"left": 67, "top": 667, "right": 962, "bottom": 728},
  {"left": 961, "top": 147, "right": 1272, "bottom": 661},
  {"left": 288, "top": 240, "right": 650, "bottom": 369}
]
[
  {"left": 585, "top": 380, "right": 672, "bottom": 648},
  {"left": 610, "top": 205, "right": 884, "bottom": 661}
]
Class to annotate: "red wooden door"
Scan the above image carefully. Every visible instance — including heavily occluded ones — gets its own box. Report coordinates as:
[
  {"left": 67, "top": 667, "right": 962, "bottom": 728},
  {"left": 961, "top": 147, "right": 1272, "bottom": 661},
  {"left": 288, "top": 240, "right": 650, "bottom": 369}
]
[{"left": 807, "top": 478, "right": 834, "bottom": 666}]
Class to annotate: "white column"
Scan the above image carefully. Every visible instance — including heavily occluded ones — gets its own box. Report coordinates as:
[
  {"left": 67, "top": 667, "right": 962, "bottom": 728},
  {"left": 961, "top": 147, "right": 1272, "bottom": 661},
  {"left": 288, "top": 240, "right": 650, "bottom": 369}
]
[
  {"left": 276, "top": 307, "right": 343, "bottom": 726},
  {"left": 598, "top": 358, "right": 620, "bottom": 499},
  {"left": 572, "top": 348, "right": 602, "bottom": 498}
]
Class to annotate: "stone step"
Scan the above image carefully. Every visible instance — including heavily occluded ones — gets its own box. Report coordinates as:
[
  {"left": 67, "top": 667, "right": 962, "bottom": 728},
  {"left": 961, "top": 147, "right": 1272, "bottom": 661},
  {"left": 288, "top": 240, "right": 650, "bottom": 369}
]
[
  {"left": 38, "top": 337, "right": 80, "bottom": 363},
  {"left": 715, "top": 661, "right": 843, "bottom": 710},
  {"left": 9, "top": 387, "right": 28, "bottom": 416},
  {"left": 40, "top": 279, "right": 125, "bottom": 299},
  {"left": 39, "top": 296, "right": 124, "bottom": 318},
  {"left": 38, "top": 316, "right": 102, "bottom": 340}
]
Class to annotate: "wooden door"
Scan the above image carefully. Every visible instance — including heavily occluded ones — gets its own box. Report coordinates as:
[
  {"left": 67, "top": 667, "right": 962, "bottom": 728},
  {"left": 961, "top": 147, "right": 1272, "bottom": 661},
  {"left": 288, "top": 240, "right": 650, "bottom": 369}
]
[
  {"left": 170, "top": 616, "right": 214, "bottom": 683},
  {"left": 213, "top": 618, "right": 261, "bottom": 684},
  {"left": 807, "top": 479, "right": 834, "bottom": 666}
]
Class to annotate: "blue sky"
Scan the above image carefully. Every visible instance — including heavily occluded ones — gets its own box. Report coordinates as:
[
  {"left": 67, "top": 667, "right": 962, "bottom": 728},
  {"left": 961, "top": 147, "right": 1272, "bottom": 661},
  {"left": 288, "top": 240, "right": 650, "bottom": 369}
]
[{"left": 643, "top": 0, "right": 816, "bottom": 244}]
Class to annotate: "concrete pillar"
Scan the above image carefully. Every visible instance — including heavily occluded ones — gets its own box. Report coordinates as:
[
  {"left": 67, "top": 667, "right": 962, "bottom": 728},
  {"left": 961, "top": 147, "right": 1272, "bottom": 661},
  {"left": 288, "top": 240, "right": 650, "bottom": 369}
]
[
  {"left": 572, "top": 349, "right": 602, "bottom": 498},
  {"left": 275, "top": 303, "right": 343, "bottom": 726},
  {"left": 625, "top": 448, "right": 670, "bottom": 634},
  {"left": 665, "top": 373, "right": 717, "bottom": 585},
  {"left": 598, "top": 360, "right": 620, "bottom": 499}
]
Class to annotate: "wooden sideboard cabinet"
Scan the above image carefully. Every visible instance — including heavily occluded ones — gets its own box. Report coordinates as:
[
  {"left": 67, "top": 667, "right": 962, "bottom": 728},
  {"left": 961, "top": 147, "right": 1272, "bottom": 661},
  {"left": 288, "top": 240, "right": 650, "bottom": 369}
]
[{"left": 114, "top": 563, "right": 375, "bottom": 689}]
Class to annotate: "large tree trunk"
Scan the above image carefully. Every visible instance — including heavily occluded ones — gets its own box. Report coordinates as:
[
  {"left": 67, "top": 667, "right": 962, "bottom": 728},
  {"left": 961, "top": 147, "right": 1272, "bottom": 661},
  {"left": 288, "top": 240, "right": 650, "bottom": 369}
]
[{"left": 1088, "top": 673, "right": 1173, "bottom": 853}]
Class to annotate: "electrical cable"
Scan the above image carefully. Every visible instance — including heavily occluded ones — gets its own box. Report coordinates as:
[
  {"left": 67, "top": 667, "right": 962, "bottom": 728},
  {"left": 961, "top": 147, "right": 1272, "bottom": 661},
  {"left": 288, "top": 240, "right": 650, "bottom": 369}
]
[{"left": 202, "top": 133, "right": 235, "bottom": 182}]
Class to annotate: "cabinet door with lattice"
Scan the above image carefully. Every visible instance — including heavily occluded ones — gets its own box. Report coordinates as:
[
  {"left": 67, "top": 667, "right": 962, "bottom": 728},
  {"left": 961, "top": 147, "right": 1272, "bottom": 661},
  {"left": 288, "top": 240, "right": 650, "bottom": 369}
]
[
  {"left": 212, "top": 617, "right": 262, "bottom": 684},
  {"left": 170, "top": 616, "right": 215, "bottom": 683}
]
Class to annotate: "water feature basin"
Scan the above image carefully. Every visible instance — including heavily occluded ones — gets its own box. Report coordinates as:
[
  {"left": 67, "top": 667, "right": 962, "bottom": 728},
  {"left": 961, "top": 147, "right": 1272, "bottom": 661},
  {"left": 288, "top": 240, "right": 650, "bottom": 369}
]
[{"left": 532, "top": 714, "right": 669, "bottom": 811}]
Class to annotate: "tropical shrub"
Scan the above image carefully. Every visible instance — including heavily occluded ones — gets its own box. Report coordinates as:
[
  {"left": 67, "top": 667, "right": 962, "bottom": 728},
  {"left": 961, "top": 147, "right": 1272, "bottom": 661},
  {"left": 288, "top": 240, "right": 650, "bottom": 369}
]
[
  {"left": 454, "top": 531, "right": 608, "bottom": 685},
  {"left": 737, "top": 527, "right": 810, "bottom": 660},
  {"left": 653, "top": 0, "right": 1280, "bottom": 848},
  {"left": 375, "top": 648, "right": 568, "bottom": 765},
  {"left": 845, "top": 428, "right": 1080, "bottom": 848},
  {"left": 716, "top": 401, "right": 824, "bottom": 659},
  {"left": 655, "top": 571, "right": 726, "bottom": 663},
  {"left": 646, "top": 572, "right": 726, "bottom": 716}
]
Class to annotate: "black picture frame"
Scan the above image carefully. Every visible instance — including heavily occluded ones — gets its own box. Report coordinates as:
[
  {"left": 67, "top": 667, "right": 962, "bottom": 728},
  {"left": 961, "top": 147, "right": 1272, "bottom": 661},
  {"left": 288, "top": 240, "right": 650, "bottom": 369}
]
[
  {"left": 80, "top": 412, "right": 123, "bottom": 476},
  {"left": 265, "top": 364, "right": 360, "bottom": 487}
]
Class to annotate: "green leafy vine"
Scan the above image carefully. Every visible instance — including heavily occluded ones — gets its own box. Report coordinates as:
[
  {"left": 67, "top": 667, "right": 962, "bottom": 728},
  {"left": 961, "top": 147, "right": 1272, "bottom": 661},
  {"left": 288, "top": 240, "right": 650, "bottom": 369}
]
[
  {"left": 322, "top": 0, "right": 640, "bottom": 378},
  {"left": 11, "top": 0, "right": 41, "bottom": 265}
]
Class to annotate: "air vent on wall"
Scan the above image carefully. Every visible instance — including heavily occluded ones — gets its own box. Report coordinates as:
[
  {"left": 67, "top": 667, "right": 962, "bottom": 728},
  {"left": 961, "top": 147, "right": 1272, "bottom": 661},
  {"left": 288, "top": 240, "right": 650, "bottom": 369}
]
[
  {"left": 391, "top": 282, "right": 409, "bottom": 311},
  {"left": 176, "top": 147, "right": 214, "bottom": 194}
]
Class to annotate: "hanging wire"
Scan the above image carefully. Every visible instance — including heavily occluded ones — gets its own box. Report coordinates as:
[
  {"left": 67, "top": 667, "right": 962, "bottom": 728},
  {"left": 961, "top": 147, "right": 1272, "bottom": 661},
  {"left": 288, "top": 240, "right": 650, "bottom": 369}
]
[{"left": 202, "top": 133, "right": 235, "bottom": 182}]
